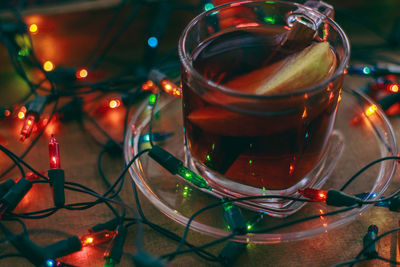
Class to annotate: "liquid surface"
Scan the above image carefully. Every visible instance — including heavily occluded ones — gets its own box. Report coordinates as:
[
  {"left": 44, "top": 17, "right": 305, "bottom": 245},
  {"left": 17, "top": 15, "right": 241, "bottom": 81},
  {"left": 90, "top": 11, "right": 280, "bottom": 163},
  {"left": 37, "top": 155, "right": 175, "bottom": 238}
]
[{"left": 182, "top": 27, "right": 341, "bottom": 190}]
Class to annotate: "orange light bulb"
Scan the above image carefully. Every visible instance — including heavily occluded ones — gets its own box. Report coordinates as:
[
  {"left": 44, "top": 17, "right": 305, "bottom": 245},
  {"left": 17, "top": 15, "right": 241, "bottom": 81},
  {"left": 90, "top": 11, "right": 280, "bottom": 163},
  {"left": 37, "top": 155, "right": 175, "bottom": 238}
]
[
  {"left": 142, "top": 80, "right": 159, "bottom": 93},
  {"left": 160, "top": 79, "right": 181, "bottom": 98},
  {"left": 79, "top": 230, "right": 116, "bottom": 247}
]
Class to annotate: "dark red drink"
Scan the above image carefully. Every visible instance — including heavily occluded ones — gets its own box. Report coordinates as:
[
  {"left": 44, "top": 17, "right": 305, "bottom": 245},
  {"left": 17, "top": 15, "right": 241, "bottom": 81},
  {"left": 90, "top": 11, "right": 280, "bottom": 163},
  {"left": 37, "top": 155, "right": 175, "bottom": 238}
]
[{"left": 181, "top": 27, "right": 342, "bottom": 190}]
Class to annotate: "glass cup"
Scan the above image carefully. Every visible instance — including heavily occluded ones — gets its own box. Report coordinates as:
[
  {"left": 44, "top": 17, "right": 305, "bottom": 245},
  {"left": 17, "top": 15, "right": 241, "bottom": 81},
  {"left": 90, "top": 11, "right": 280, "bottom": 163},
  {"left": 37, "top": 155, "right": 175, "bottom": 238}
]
[{"left": 178, "top": 0, "right": 349, "bottom": 216}]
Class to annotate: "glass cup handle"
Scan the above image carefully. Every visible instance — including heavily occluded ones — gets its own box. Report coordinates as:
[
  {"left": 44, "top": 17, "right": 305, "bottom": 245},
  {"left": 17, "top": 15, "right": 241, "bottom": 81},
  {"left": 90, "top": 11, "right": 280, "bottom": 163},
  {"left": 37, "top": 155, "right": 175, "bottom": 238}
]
[{"left": 287, "top": 1, "right": 334, "bottom": 31}]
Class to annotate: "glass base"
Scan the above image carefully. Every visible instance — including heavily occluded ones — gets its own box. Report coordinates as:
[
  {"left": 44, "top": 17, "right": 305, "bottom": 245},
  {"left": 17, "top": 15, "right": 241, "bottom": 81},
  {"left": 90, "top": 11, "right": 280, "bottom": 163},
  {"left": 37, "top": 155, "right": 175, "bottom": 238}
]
[
  {"left": 186, "top": 130, "right": 344, "bottom": 218},
  {"left": 125, "top": 90, "right": 397, "bottom": 243}
]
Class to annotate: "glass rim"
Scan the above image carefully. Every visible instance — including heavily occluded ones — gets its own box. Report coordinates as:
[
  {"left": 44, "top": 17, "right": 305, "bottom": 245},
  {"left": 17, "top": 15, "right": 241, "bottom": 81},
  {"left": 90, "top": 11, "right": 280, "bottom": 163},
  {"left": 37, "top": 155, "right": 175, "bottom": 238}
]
[{"left": 178, "top": 0, "right": 351, "bottom": 99}]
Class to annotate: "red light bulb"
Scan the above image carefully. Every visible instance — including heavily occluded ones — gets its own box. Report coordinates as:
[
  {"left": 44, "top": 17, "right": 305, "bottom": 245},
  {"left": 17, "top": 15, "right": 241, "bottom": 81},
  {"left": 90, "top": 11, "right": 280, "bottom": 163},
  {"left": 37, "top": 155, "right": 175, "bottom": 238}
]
[
  {"left": 49, "top": 135, "right": 61, "bottom": 169},
  {"left": 141, "top": 80, "right": 159, "bottom": 93},
  {"left": 298, "top": 188, "right": 327, "bottom": 202},
  {"left": 109, "top": 99, "right": 121, "bottom": 109},
  {"left": 76, "top": 68, "right": 88, "bottom": 79},
  {"left": 20, "top": 114, "right": 36, "bottom": 142},
  {"left": 79, "top": 230, "right": 116, "bottom": 247},
  {"left": 388, "top": 84, "right": 399, "bottom": 93}
]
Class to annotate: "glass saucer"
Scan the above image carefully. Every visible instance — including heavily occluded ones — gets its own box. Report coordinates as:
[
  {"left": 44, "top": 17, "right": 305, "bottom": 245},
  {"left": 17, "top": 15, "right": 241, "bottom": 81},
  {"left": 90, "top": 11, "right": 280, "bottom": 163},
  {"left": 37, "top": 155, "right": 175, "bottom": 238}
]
[{"left": 124, "top": 88, "right": 397, "bottom": 243}]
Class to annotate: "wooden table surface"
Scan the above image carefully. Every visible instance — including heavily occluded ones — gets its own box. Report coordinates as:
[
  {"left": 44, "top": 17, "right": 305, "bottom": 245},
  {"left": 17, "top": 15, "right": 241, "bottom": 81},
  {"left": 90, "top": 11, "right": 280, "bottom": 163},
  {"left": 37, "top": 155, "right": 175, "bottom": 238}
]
[{"left": 0, "top": 1, "right": 400, "bottom": 266}]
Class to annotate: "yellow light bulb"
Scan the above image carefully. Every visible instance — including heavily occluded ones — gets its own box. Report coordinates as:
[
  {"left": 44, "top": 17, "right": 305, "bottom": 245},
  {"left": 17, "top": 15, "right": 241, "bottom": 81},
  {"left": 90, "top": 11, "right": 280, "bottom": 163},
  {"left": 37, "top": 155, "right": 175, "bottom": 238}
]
[
  {"left": 109, "top": 99, "right": 120, "bottom": 109},
  {"left": 29, "top": 24, "right": 38, "bottom": 33},
  {"left": 43, "top": 61, "right": 54, "bottom": 72},
  {"left": 365, "top": 105, "right": 377, "bottom": 116}
]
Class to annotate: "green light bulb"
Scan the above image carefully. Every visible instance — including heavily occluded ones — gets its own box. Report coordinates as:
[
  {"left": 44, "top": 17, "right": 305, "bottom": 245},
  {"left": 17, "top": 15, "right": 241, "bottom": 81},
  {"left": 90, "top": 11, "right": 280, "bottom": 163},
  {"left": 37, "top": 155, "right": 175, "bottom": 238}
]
[
  {"left": 104, "top": 258, "right": 116, "bottom": 267},
  {"left": 148, "top": 94, "right": 157, "bottom": 105},
  {"left": 18, "top": 47, "right": 30, "bottom": 57},
  {"left": 362, "top": 66, "right": 371, "bottom": 75},
  {"left": 176, "top": 166, "right": 211, "bottom": 190},
  {"left": 204, "top": 3, "right": 214, "bottom": 11},
  {"left": 222, "top": 198, "right": 233, "bottom": 211},
  {"left": 263, "top": 16, "right": 276, "bottom": 24}
]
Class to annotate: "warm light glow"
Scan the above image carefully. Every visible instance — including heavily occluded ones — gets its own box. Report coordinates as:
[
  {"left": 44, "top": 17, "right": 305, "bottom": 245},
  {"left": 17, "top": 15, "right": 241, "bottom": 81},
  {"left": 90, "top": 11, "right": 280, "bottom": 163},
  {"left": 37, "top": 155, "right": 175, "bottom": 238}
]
[
  {"left": 43, "top": 117, "right": 58, "bottom": 137},
  {"left": 301, "top": 108, "right": 307, "bottom": 119},
  {"left": 289, "top": 163, "right": 294, "bottom": 175},
  {"left": 386, "top": 102, "right": 400, "bottom": 116},
  {"left": 18, "top": 107, "right": 26, "bottom": 119},
  {"left": 80, "top": 230, "right": 116, "bottom": 247},
  {"left": 109, "top": 99, "right": 121, "bottom": 109},
  {"left": 132, "top": 124, "right": 137, "bottom": 136},
  {"left": 43, "top": 61, "right": 54, "bottom": 72},
  {"left": 142, "top": 80, "right": 159, "bottom": 93},
  {"left": 236, "top": 22, "right": 260, "bottom": 28},
  {"left": 20, "top": 114, "right": 36, "bottom": 142},
  {"left": 15, "top": 176, "right": 41, "bottom": 210},
  {"left": 29, "top": 24, "right": 38, "bottom": 33},
  {"left": 18, "top": 111, "right": 25, "bottom": 119},
  {"left": 328, "top": 92, "right": 334, "bottom": 104},
  {"left": 389, "top": 84, "right": 399, "bottom": 93},
  {"left": 298, "top": 188, "right": 327, "bottom": 202},
  {"left": 4, "top": 110, "right": 10, "bottom": 117},
  {"left": 365, "top": 104, "right": 377, "bottom": 116},
  {"left": 160, "top": 79, "right": 181, "bottom": 98},
  {"left": 230, "top": 0, "right": 252, "bottom": 7},
  {"left": 49, "top": 135, "right": 61, "bottom": 169},
  {"left": 76, "top": 68, "right": 88, "bottom": 79},
  {"left": 25, "top": 172, "right": 43, "bottom": 181}
]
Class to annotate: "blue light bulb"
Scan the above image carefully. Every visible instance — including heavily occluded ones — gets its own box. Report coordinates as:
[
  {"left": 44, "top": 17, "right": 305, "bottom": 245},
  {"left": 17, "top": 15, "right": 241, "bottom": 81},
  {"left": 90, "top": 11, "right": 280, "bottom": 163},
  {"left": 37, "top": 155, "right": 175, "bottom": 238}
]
[{"left": 147, "top": 37, "right": 158, "bottom": 48}]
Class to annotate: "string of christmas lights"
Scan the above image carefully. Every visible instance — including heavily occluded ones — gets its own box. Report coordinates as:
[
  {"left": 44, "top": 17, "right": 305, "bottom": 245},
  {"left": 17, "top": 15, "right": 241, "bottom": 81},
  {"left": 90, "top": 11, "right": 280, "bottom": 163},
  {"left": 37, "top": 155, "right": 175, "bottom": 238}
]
[{"left": 0, "top": 0, "right": 400, "bottom": 266}]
